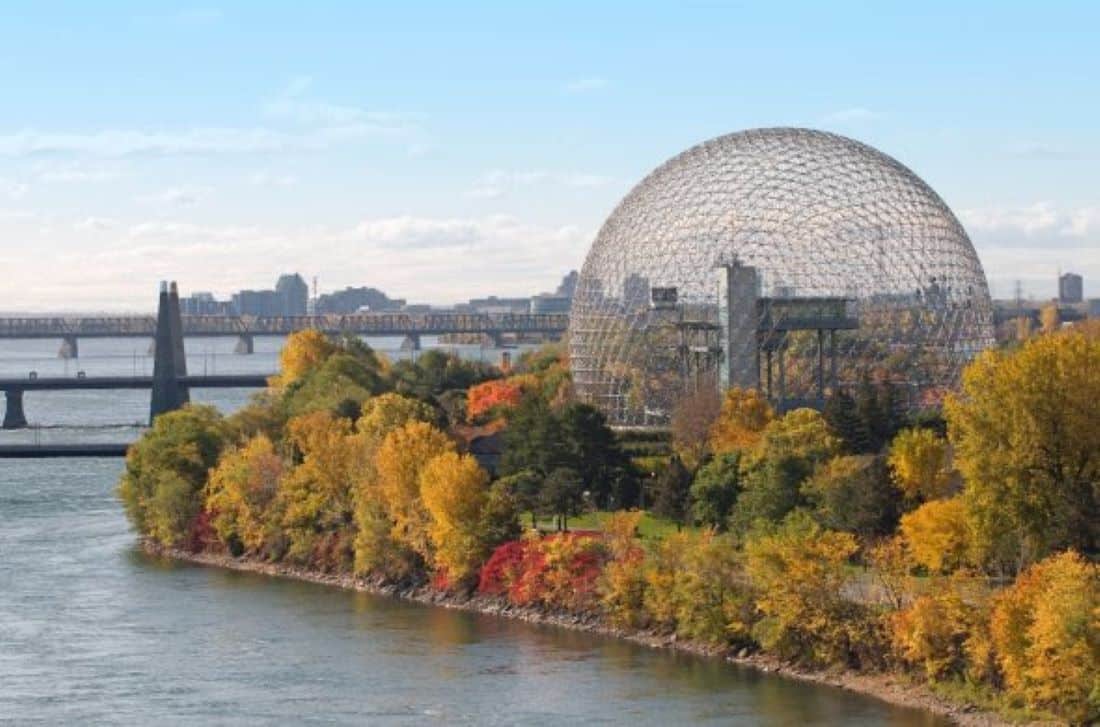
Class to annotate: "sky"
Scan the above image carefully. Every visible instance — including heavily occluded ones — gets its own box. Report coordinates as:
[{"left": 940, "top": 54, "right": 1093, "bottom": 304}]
[{"left": 0, "top": 1, "right": 1097, "bottom": 311}]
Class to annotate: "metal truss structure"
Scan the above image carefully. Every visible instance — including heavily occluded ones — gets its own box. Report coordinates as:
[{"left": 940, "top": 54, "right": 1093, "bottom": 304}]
[{"left": 569, "top": 128, "right": 994, "bottom": 427}]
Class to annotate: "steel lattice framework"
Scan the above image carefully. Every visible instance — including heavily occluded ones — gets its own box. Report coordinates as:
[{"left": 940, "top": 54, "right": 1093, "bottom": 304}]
[{"left": 569, "top": 128, "right": 994, "bottom": 427}]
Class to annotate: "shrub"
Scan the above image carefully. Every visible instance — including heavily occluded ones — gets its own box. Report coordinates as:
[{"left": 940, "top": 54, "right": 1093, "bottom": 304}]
[
  {"left": 744, "top": 512, "right": 864, "bottom": 666},
  {"left": 989, "top": 551, "right": 1100, "bottom": 723},
  {"left": 690, "top": 452, "right": 742, "bottom": 529},
  {"left": 117, "top": 405, "right": 230, "bottom": 547},
  {"left": 889, "top": 584, "right": 989, "bottom": 680}
]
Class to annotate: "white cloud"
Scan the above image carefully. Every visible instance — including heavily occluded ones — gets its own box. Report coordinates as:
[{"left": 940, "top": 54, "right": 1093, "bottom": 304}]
[
  {"left": 10, "top": 214, "right": 590, "bottom": 310},
  {"left": 468, "top": 168, "right": 613, "bottom": 198},
  {"left": 248, "top": 171, "right": 297, "bottom": 187},
  {"left": 0, "top": 127, "right": 297, "bottom": 157},
  {"left": 136, "top": 186, "right": 206, "bottom": 207},
  {"left": 263, "top": 76, "right": 418, "bottom": 132},
  {"left": 0, "top": 178, "right": 28, "bottom": 199},
  {"left": 821, "top": 107, "right": 884, "bottom": 124},
  {"left": 564, "top": 77, "right": 609, "bottom": 93},
  {"left": 959, "top": 202, "right": 1100, "bottom": 239},
  {"left": 35, "top": 161, "right": 125, "bottom": 183},
  {"left": 74, "top": 216, "right": 117, "bottom": 231}
]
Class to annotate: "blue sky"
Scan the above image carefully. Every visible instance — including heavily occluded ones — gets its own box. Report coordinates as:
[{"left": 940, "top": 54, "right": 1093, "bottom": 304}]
[{"left": 0, "top": 1, "right": 1097, "bottom": 310}]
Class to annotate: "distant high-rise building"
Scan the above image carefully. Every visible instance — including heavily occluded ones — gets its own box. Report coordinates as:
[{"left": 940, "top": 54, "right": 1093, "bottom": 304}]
[
  {"left": 530, "top": 294, "right": 571, "bottom": 314},
  {"left": 232, "top": 289, "right": 280, "bottom": 317},
  {"left": 1059, "top": 272, "right": 1083, "bottom": 304},
  {"left": 315, "top": 286, "right": 405, "bottom": 314},
  {"left": 179, "top": 292, "right": 230, "bottom": 316},
  {"left": 556, "top": 270, "right": 579, "bottom": 299},
  {"left": 275, "top": 273, "right": 309, "bottom": 316}
]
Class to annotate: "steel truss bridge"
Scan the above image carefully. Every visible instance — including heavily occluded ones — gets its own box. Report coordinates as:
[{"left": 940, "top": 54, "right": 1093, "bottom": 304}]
[{"left": 0, "top": 313, "right": 569, "bottom": 339}]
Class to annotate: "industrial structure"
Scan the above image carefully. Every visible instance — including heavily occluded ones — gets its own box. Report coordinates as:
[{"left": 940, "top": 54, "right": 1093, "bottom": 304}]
[{"left": 569, "top": 128, "right": 994, "bottom": 426}]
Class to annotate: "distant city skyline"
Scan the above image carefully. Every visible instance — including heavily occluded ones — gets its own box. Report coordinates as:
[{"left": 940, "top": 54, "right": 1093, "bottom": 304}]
[{"left": 1, "top": 2, "right": 1098, "bottom": 310}]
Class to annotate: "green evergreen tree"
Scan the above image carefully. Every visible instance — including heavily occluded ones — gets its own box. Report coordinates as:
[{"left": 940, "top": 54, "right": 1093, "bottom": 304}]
[{"left": 651, "top": 454, "right": 693, "bottom": 527}]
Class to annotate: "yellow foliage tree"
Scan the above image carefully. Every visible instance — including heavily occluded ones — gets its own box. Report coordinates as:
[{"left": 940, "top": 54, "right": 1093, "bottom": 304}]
[
  {"left": 349, "top": 395, "right": 438, "bottom": 579},
  {"left": 744, "top": 513, "right": 861, "bottom": 665},
  {"left": 274, "top": 329, "right": 336, "bottom": 388},
  {"left": 989, "top": 551, "right": 1100, "bottom": 723},
  {"left": 277, "top": 411, "right": 361, "bottom": 562},
  {"left": 205, "top": 434, "right": 284, "bottom": 553},
  {"left": 375, "top": 420, "right": 455, "bottom": 559},
  {"left": 600, "top": 511, "right": 648, "bottom": 629},
  {"left": 356, "top": 392, "right": 437, "bottom": 444},
  {"left": 945, "top": 331, "right": 1100, "bottom": 568},
  {"left": 1040, "top": 302, "right": 1061, "bottom": 335},
  {"left": 756, "top": 407, "right": 841, "bottom": 464},
  {"left": 709, "top": 387, "right": 774, "bottom": 454},
  {"left": 888, "top": 427, "right": 955, "bottom": 501},
  {"left": 419, "top": 451, "right": 490, "bottom": 582},
  {"left": 898, "top": 497, "right": 971, "bottom": 574}
]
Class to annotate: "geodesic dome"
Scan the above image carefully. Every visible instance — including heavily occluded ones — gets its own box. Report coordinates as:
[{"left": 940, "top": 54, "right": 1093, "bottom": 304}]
[{"left": 568, "top": 127, "right": 993, "bottom": 427}]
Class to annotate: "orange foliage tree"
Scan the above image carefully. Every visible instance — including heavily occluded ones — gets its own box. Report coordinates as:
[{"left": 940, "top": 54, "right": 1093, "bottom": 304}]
[
  {"left": 466, "top": 378, "right": 524, "bottom": 420},
  {"left": 989, "top": 551, "right": 1099, "bottom": 723},
  {"left": 709, "top": 387, "right": 774, "bottom": 454}
]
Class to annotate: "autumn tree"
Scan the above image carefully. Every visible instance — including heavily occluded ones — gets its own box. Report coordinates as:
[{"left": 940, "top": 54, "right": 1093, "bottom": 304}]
[
  {"left": 670, "top": 383, "right": 721, "bottom": 468},
  {"left": 277, "top": 411, "right": 361, "bottom": 563},
  {"left": 889, "top": 578, "right": 991, "bottom": 681},
  {"left": 744, "top": 512, "right": 865, "bottom": 666},
  {"left": 420, "top": 451, "right": 491, "bottom": 583},
  {"left": 117, "top": 405, "right": 230, "bottom": 547},
  {"left": 375, "top": 420, "right": 455, "bottom": 559},
  {"left": 887, "top": 427, "right": 956, "bottom": 502},
  {"left": 945, "top": 331, "right": 1100, "bottom": 568},
  {"left": 898, "top": 496, "right": 971, "bottom": 574},
  {"left": 802, "top": 454, "right": 899, "bottom": 539},
  {"left": 709, "top": 387, "right": 773, "bottom": 454},
  {"left": 205, "top": 434, "right": 284, "bottom": 555},
  {"left": 728, "top": 408, "right": 840, "bottom": 534},
  {"left": 989, "top": 551, "right": 1099, "bottom": 723},
  {"left": 1039, "top": 302, "right": 1061, "bottom": 334},
  {"left": 467, "top": 378, "right": 524, "bottom": 421},
  {"left": 275, "top": 329, "right": 337, "bottom": 388},
  {"left": 356, "top": 392, "right": 437, "bottom": 444}
]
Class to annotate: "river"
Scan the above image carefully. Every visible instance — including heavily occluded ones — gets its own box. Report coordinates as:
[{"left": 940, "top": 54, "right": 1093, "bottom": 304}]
[{"left": 0, "top": 338, "right": 945, "bottom": 725}]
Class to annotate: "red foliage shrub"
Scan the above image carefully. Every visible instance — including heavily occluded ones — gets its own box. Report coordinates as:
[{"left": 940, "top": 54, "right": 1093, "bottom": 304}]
[
  {"left": 477, "top": 533, "right": 608, "bottom": 611},
  {"left": 185, "top": 509, "right": 217, "bottom": 553},
  {"left": 478, "top": 539, "right": 531, "bottom": 596}
]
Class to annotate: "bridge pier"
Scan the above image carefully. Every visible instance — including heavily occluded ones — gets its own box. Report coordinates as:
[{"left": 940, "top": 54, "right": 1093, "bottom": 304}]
[
  {"left": 234, "top": 334, "right": 255, "bottom": 355},
  {"left": 58, "top": 335, "right": 79, "bottom": 359},
  {"left": 2, "top": 389, "right": 27, "bottom": 429},
  {"left": 150, "top": 282, "right": 190, "bottom": 423},
  {"left": 484, "top": 332, "right": 504, "bottom": 348},
  {"left": 400, "top": 334, "right": 421, "bottom": 352}
]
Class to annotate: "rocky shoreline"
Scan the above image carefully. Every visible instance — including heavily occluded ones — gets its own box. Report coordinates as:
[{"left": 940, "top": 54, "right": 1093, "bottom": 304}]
[{"left": 144, "top": 541, "right": 1023, "bottom": 727}]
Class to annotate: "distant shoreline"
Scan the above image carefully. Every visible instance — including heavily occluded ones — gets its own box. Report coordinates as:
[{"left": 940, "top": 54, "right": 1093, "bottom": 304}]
[{"left": 144, "top": 541, "right": 1014, "bottom": 727}]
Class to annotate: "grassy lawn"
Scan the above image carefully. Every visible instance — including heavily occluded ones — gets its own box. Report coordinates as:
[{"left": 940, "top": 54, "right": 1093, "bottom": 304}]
[{"left": 523, "top": 510, "right": 696, "bottom": 539}]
